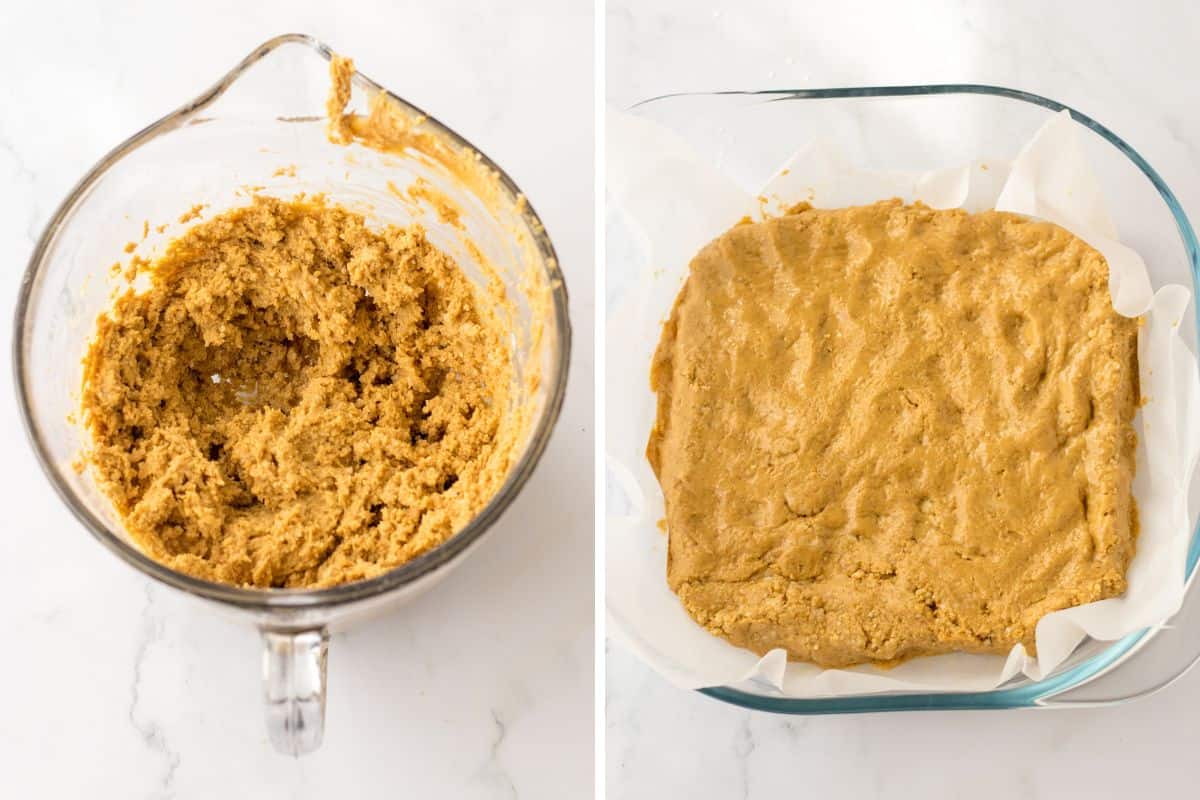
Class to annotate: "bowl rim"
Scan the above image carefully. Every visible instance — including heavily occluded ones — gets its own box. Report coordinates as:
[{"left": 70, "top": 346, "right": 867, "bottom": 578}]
[
  {"left": 11, "top": 33, "right": 572, "bottom": 611},
  {"left": 624, "top": 83, "right": 1200, "bottom": 712}
]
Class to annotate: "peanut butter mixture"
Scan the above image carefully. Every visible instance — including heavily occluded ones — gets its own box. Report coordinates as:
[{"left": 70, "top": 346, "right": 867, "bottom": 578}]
[
  {"left": 649, "top": 200, "right": 1139, "bottom": 668},
  {"left": 82, "top": 196, "right": 514, "bottom": 588}
]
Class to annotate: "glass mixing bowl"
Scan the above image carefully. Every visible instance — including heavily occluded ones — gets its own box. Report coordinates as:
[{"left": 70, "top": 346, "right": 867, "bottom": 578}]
[
  {"left": 14, "top": 34, "right": 570, "bottom": 755},
  {"left": 607, "top": 86, "right": 1200, "bottom": 713}
]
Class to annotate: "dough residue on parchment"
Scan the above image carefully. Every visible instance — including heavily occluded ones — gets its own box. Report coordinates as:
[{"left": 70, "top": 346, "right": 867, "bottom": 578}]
[
  {"left": 82, "top": 196, "right": 517, "bottom": 588},
  {"left": 649, "top": 200, "right": 1139, "bottom": 668}
]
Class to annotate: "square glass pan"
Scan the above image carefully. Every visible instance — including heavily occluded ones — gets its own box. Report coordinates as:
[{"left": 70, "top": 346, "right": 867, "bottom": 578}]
[{"left": 613, "top": 86, "right": 1200, "bottom": 713}]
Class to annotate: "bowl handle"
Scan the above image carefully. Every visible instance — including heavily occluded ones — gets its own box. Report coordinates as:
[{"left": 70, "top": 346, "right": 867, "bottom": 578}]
[{"left": 261, "top": 627, "right": 329, "bottom": 756}]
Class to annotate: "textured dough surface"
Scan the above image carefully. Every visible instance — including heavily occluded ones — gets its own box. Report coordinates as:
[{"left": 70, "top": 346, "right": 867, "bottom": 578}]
[
  {"left": 648, "top": 200, "right": 1139, "bottom": 668},
  {"left": 83, "top": 196, "right": 514, "bottom": 588}
]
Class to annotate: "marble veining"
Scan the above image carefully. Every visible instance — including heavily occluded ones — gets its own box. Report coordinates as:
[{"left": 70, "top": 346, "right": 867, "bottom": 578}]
[{"left": 128, "top": 586, "right": 181, "bottom": 798}]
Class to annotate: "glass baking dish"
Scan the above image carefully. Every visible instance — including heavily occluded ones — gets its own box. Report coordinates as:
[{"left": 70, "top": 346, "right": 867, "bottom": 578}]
[{"left": 607, "top": 86, "right": 1200, "bottom": 712}]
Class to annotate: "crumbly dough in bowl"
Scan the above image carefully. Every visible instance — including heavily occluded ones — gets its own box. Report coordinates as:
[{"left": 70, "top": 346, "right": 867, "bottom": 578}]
[
  {"left": 77, "top": 51, "right": 555, "bottom": 590},
  {"left": 82, "top": 196, "right": 518, "bottom": 588}
]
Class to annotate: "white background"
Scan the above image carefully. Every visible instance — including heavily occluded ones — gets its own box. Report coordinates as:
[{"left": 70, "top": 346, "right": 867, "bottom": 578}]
[
  {"left": 0, "top": 1, "right": 593, "bottom": 798},
  {"left": 606, "top": 1, "right": 1200, "bottom": 798}
]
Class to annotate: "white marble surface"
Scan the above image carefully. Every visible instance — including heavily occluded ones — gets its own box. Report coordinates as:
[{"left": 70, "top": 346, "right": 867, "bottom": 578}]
[
  {"left": 606, "top": 1, "right": 1200, "bottom": 797},
  {"left": 0, "top": 1, "right": 593, "bottom": 797}
]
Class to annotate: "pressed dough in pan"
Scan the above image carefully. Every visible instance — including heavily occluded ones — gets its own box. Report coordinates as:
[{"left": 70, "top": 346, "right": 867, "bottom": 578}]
[{"left": 648, "top": 200, "right": 1139, "bottom": 668}]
